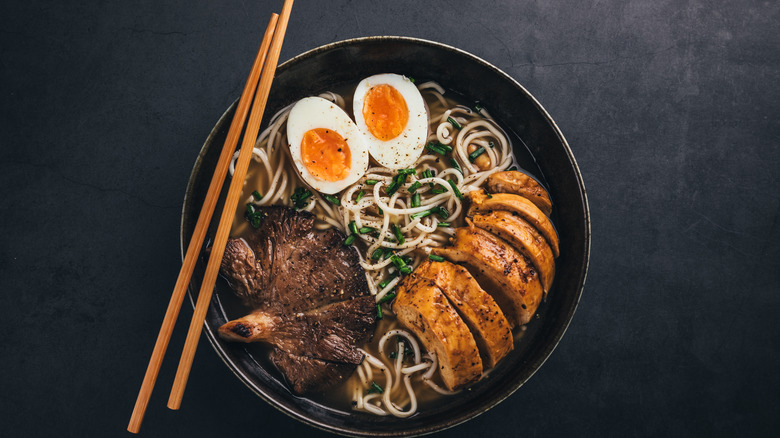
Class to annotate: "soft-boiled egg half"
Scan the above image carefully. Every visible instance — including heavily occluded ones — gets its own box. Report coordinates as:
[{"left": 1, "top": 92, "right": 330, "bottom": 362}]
[
  {"left": 353, "top": 74, "right": 428, "bottom": 169},
  {"left": 287, "top": 97, "right": 369, "bottom": 194}
]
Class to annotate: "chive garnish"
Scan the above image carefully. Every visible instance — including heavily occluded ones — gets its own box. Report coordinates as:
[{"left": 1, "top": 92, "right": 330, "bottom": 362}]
[
  {"left": 411, "top": 192, "right": 421, "bottom": 208},
  {"left": 382, "top": 248, "right": 393, "bottom": 260},
  {"left": 355, "top": 190, "right": 365, "bottom": 203},
  {"left": 367, "top": 381, "right": 384, "bottom": 394},
  {"left": 433, "top": 206, "right": 450, "bottom": 219},
  {"left": 359, "top": 226, "right": 376, "bottom": 234},
  {"left": 376, "top": 304, "right": 383, "bottom": 320},
  {"left": 390, "top": 254, "right": 407, "bottom": 270},
  {"left": 371, "top": 248, "right": 383, "bottom": 260},
  {"left": 408, "top": 181, "right": 422, "bottom": 194},
  {"left": 379, "top": 292, "right": 396, "bottom": 304},
  {"left": 428, "top": 254, "right": 445, "bottom": 262},
  {"left": 344, "top": 234, "right": 357, "bottom": 246},
  {"left": 378, "top": 273, "right": 397, "bottom": 289},
  {"left": 246, "top": 203, "right": 256, "bottom": 215},
  {"left": 348, "top": 221, "right": 358, "bottom": 235},
  {"left": 447, "top": 117, "right": 462, "bottom": 130},
  {"left": 323, "top": 194, "right": 340, "bottom": 205},
  {"left": 410, "top": 209, "right": 431, "bottom": 220},
  {"left": 488, "top": 141, "right": 495, "bottom": 149},
  {"left": 447, "top": 180, "right": 464, "bottom": 200},
  {"left": 474, "top": 102, "right": 484, "bottom": 114},
  {"left": 437, "top": 222, "right": 450, "bottom": 227},
  {"left": 252, "top": 190, "right": 263, "bottom": 201},
  {"left": 449, "top": 157, "right": 462, "bottom": 174},
  {"left": 365, "top": 179, "right": 379, "bottom": 185},
  {"left": 468, "top": 146, "right": 486, "bottom": 162},
  {"left": 431, "top": 186, "right": 447, "bottom": 194},
  {"left": 392, "top": 223, "right": 405, "bottom": 245},
  {"left": 424, "top": 141, "right": 452, "bottom": 156},
  {"left": 389, "top": 351, "right": 398, "bottom": 359},
  {"left": 291, "top": 187, "right": 312, "bottom": 209},
  {"left": 408, "top": 77, "right": 416, "bottom": 84},
  {"left": 400, "top": 266, "right": 412, "bottom": 275},
  {"left": 398, "top": 168, "right": 415, "bottom": 176},
  {"left": 377, "top": 206, "right": 383, "bottom": 215}
]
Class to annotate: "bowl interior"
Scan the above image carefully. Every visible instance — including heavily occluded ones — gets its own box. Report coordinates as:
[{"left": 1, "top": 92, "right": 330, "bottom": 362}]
[{"left": 181, "top": 36, "right": 589, "bottom": 437}]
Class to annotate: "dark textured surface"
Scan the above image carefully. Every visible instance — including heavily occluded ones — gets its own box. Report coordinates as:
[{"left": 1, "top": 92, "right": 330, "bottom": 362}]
[{"left": 0, "top": 0, "right": 777, "bottom": 437}]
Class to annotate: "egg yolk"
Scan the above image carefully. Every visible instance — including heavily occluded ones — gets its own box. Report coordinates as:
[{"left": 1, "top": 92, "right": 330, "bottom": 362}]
[
  {"left": 362, "top": 84, "right": 409, "bottom": 141},
  {"left": 300, "top": 128, "right": 351, "bottom": 182}
]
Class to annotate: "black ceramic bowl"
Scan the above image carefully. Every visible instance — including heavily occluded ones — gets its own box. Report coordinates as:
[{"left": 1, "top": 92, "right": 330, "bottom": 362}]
[{"left": 181, "top": 36, "right": 590, "bottom": 437}]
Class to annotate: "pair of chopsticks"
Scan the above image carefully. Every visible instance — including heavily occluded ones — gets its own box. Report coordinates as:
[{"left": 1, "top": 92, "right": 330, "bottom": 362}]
[{"left": 127, "top": 0, "right": 294, "bottom": 433}]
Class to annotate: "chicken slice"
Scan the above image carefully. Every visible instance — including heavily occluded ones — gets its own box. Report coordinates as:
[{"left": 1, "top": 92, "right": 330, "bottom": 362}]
[
  {"left": 432, "top": 225, "right": 544, "bottom": 327},
  {"left": 486, "top": 170, "right": 553, "bottom": 216},
  {"left": 415, "top": 260, "right": 513, "bottom": 368},
  {"left": 394, "top": 273, "right": 483, "bottom": 390},
  {"left": 471, "top": 210, "right": 556, "bottom": 293},
  {"left": 467, "top": 190, "right": 560, "bottom": 257}
]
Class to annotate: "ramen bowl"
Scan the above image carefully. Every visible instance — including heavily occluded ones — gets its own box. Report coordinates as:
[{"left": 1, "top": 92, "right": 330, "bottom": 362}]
[{"left": 181, "top": 36, "right": 590, "bottom": 437}]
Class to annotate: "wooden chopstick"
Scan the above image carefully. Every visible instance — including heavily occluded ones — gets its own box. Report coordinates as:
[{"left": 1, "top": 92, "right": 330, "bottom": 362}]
[
  {"left": 127, "top": 13, "right": 280, "bottom": 434},
  {"left": 167, "top": 0, "right": 295, "bottom": 410}
]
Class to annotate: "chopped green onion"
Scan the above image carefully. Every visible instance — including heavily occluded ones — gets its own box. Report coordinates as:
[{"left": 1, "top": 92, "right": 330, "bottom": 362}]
[
  {"left": 410, "top": 209, "right": 432, "bottom": 220},
  {"left": 392, "top": 223, "right": 405, "bottom": 245},
  {"left": 389, "top": 351, "right": 398, "bottom": 359},
  {"left": 390, "top": 254, "right": 407, "bottom": 270},
  {"left": 246, "top": 203, "right": 256, "bottom": 215},
  {"left": 377, "top": 206, "right": 383, "bottom": 215},
  {"left": 411, "top": 192, "right": 421, "bottom": 208},
  {"left": 382, "top": 248, "right": 393, "bottom": 260},
  {"left": 447, "top": 180, "right": 464, "bottom": 200},
  {"left": 449, "top": 157, "right": 462, "bottom": 174},
  {"left": 367, "top": 381, "right": 385, "bottom": 394},
  {"left": 437, "top": 222, "right": 450, "bottom": 227},
  {"left": 378, "top": 272, "right": 397, "bottom": 289},
  {"left": 468, "top": 146, "right": 486, "bottom": 163},
  {"left": 251, "top": 190, "right": 263, "bottom": 201},
  {"left": 385, "top": 173, "right": 408, "bottom": 195},
  {"left": 433, "top": 206, "right": 450, "bottom": 219},
  {"left": 408, "top": 181, "right": 422, "bottom": 194},
  {"left": 376, "top": 304, "right": 383, "bottom": 319},
  {"left": 408, "top": 77, "right": 416, "bottom": 84},
  {"left": 291, "top": 187, "right": 312, "bottom": 209},
  {"left": 323, "top": 194, "right": 340, "bottom": 205},
  {"left": 371, "top": 248, "right": 384, "bottom": 260},
  {"left": 428, "top": 254, "right": 445, "bottom": 262},
  {"left": 489, "top": 141, "right": 495, "bottom": 149},
  {"left": 431, "top": 186, "right": 447, "bottom": 194},
  {"left": 348, "top": 221, "right": 358, "bottom": 235},
  {"left": 344, "top": 234, "right": 357, "bottom": 246},
  {"left": 379, "top": 292, "right": 396, "bottom": 304},
  {"left": 398, "top": 168, "right": 416, "bottom": 176},
  {"left": 359, "top": 226, "right": 376, "bottom": 234},
  {"left": 474, "top": 102, "right": 484, "bottom": 114},
  {"left": 447, "top": 117, "right": 462, "bottom": 130},
  {"left": 365, "top": 179, "right": 379, "bottom": 185},
  {"left": 355, "top": 190, "right": 365, "bottom": 203},
  {"left": 400, "top": 265, "right": 412, "bottom": 275},
  {"left": 425, "top": 141, "right": 452, "bottom": 156}
]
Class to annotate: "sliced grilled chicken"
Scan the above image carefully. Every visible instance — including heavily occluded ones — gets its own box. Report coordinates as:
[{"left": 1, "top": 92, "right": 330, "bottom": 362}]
[
  {"left": 467, "top": 190, "right": 559, "bottom": 257},
  {"left": 486, "top": 170, "right": 552, "bottom": 216},
  {"left": 471, "top": 210, "right": 556, "bottom": 292},
  {"left": 415, "top": 260, "right": 513, "bottom": 368},
  {"left": 394, "top": 273, "right": 483, "bottom": 390},
  {"left": 432, "top": 225, "right": 544, "bottom": 327}
]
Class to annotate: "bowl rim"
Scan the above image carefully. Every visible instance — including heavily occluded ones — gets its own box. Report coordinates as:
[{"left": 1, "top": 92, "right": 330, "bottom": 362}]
[{"left": 181, "top": 35, "right": 590, "bottom": 437}]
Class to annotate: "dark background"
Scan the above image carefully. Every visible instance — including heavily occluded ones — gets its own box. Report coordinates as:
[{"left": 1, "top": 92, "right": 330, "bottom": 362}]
[{"left": 1, "top": 0, "right": 778, "bottom": 436}]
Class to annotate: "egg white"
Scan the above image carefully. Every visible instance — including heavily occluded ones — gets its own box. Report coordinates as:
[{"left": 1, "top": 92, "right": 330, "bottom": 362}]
[
  {"left": 352, "top": 74, "right": 428, "bottom": 169},
  {"left": 287, "top": 97, "right": 369, "bottom": 194}
]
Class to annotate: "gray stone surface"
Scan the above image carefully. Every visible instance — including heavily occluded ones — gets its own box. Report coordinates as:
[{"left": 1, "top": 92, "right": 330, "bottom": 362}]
[{"left": 1, "top": 0, "right": 778, "bottom": 436}]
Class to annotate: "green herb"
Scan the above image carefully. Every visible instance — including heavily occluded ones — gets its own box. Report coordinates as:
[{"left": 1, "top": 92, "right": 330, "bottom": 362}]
[
  {"left": 376, "top": 303, "right": 383, "bottom": 320},
  {"left": 385, "top": 172, "right": 409, "bottom": 196},
  {"left": 447, "top": 117, "right": 462, "bottom": 130},
  {"left": 367, "top": 381, "right": 384, "bottom": 394},
  {"left": 251, "top": 190, "right": 263, "bottom": 201},
  {"left": 489, "top": 141, "right": 495, "bottom": 149},
  {"left": 382, "top": 248, "right": 393, "bottom": 260},
  {"left": 246, "top": 203, "right": 256, "bottom": 216},
  {"left": 359, "top": 226, "right": 376, "bottom": 234},
  {"left": 323, "top": 194, "right": 340, "bottom": 205},
  {"left": 371, "top": 248, "right": 384, "bottom": 261},
  {"left": 365, "top": 179, "right": 379, "bottom": 185},
  {"left": 437, "top": 222, "right": 450, "bottom": 227},
  {"left": 474, "top": 101, "right": 484, "bottom": 114},
  {"left": 447, "top": 180, "right": 464, "bottom": 200},
  {"left": 408, "top": 181, "right": 422, "bottom": 194},
  {"left": 449, "top": 157, "right": 462, "bottom": 174},
  {"left": 389, "top": 351, "right": 398, "bottom": 359},
  {"left": 290, "top": 187, "right": 312, "bottom": 209},
  {"left": 379, "top": 292, "right": 396, "bottom": 304},
  {"left": 378, "top": 272, "right": 397, "bottom": 289},
  {"left": 468, "top": 146, "right": 486, "bottom": 163},
  {"left": 390, "top": 254, "right": 407, "bottom": 270},
  {"left": 398, "top": 168, "right": 416, "bottom": 176},
  {"left": 343, "top": 234, "right": 357, "bottom": 246},
  {"left": 377, "top": 206, "right": 383, "bottom": 215},
  {"left": 431, "top": 186, "right": 447, "bottom": 194},
  {"left": 392, "top": 223, "right": 405, "bottom": 245},
  {"left": 244, "top": 203, "right": 265, "bottom": 228},
  {"left": 408, "top": 77, "right": 416, "bottom": 84},
  {"left": 400, "top": 265, "right": 412, "bottom": 275},
  {"left": 410, "top": 209, "right": 432, "bottom": 220},
  {"left": 411, "top": 192, "right": 421, "bottom": 208},
  {"left": 428, "top": 254, "right": 445, "bottom": 262},
  {"left": 425, "top": 141, "right": 452, "bottom": 156},
  {"left": 355, "top": 190, "right": 365, "bottom": 203}
]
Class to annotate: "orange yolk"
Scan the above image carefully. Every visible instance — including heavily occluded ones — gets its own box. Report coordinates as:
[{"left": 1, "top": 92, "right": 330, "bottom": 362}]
[
  {"left": 300, "top": 128, "right": 351, "bottom": 182},
  {"left": 362, "top": 84, "right": 409, "bottom": 141}
]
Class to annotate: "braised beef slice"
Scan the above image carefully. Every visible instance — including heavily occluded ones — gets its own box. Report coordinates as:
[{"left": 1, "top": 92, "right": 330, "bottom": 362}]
[{"left": 218, "top": 206, "right": 376, "bottom": 394}]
